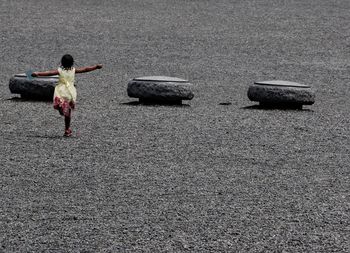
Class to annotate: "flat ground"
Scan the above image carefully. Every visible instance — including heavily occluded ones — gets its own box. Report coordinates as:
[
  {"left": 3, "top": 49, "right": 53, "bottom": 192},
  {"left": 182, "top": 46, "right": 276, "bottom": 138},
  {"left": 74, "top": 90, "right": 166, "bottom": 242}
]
[{"left": 0, "top": 0, "right": 349, "bottom": 252}]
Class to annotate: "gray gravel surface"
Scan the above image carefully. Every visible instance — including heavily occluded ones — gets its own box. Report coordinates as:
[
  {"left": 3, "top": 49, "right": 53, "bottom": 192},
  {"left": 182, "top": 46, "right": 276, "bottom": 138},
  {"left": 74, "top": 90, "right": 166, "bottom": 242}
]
[{"left": 1, "top": 0, "right": 349, "bottom": 252}]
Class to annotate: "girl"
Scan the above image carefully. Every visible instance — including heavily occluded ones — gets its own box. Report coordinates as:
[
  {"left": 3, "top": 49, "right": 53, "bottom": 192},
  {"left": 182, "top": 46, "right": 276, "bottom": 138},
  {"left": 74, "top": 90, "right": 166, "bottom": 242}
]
[{"left": 32, "top": 54, "right": 102, "bottom": 137}]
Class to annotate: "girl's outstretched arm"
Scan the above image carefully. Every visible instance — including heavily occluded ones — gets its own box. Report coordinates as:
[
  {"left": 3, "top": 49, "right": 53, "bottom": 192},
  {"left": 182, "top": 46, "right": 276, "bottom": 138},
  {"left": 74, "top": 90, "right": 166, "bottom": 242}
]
[
  {"left": 75, "top": 64, "right": 102, "bottom": 74},
  {"left": 32, "top": 70, "right": 59, "bottom": 77}
]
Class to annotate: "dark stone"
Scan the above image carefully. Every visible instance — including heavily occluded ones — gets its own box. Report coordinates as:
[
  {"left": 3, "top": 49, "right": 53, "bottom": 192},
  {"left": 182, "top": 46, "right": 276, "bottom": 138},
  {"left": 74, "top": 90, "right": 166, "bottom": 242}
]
[
  {"left": 9, "top": 74, "right": 58, "bottom": 100},
  {"left": 127, "top": 76, "right": 194, "bottom": 104},
  {"left": 247, "top": 80, "right": 315, "bottom": 108}
]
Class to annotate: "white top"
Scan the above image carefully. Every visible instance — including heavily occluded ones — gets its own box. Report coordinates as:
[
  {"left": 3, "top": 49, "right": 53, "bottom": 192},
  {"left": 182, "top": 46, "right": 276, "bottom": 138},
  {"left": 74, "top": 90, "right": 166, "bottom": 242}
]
[
  {"left": 254, "top": 80, "right": 310, "bottom": 88},
  {"left": 133, "top": 76, "right": 188, "bottom": 83}
]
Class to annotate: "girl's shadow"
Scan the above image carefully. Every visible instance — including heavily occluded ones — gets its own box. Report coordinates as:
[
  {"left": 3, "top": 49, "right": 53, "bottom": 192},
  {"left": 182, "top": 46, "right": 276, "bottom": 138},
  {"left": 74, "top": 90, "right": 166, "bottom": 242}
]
[{"left": 26, "top": 134, "right": 65, "bottom": 139}]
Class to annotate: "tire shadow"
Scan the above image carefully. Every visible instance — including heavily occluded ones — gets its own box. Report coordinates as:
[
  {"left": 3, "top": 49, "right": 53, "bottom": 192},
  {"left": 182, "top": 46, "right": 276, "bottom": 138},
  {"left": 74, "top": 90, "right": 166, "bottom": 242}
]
[
  {"left": 120, "top": 101, "right": 191, "bottom": 107},
  {"left": 241, "top": 104, "right": 314, "bottom": 112},
  {"left": 6, "top": 97, "right": 51, "bottom": 103}
]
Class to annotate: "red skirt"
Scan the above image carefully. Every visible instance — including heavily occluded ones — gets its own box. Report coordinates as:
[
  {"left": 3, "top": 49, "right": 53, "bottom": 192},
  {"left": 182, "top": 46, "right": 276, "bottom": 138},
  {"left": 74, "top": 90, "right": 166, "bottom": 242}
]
[{"left": 54, "top": 97, "right": 75, "bottom": 117}]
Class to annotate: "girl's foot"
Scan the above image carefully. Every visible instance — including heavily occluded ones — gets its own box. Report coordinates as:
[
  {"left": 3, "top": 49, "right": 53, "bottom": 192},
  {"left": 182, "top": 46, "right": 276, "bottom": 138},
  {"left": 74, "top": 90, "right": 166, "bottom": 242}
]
[{"left": 64, "top": 129, "right": 72, "bottom": 137}]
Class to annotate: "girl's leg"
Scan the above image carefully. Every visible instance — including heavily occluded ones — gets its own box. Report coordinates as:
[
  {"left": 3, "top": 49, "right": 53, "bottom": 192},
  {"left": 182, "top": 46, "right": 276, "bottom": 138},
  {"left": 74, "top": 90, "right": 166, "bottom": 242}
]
[
  {"left": 64, "top": 109, "right": 72, "bottom": 136},
  {"left": 64, "top": 115, "right": 71, "bottom": 131}
]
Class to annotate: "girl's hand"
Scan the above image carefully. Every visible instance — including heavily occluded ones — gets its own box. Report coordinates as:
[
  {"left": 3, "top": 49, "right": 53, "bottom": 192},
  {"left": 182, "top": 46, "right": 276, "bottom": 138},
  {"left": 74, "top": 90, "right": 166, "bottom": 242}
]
[
  {"left": 31, "top": 72, "right": 38, "bottom": 77},
  {"left": 96, "top": 64, "right": 103, "bottom": 69}
]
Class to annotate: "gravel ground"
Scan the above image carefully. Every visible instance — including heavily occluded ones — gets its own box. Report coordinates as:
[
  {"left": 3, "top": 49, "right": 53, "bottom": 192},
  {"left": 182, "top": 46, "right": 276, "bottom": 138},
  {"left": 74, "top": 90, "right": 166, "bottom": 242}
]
[{"left": 1, "top": 0, "right": 349, "bottom": 252}]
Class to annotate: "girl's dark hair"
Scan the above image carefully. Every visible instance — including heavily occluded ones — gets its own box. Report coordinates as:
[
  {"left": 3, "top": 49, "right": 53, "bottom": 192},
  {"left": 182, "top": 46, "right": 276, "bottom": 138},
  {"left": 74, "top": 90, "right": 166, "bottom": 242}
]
[{"left": 61, "top": 54, "right": 74, "bottom": 69}]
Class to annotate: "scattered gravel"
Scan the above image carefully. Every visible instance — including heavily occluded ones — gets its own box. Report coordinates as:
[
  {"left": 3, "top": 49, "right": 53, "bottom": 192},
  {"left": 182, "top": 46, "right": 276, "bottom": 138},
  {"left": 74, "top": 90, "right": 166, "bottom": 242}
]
[{"left": 1, "top": 0, "right": 349, "bottom": 252}]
